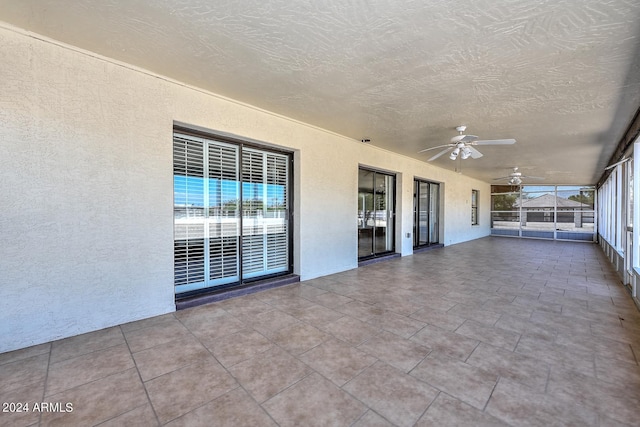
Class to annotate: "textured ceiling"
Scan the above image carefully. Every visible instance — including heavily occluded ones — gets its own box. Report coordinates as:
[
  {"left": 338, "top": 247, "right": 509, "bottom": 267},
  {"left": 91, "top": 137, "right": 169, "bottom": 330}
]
[{"left": 2, "top": 0, "right": 640, "bottom": 184}]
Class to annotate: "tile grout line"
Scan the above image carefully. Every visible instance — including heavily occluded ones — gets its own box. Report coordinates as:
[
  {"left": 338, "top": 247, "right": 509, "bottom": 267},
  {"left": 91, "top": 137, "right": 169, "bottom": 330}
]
[{"left": 119, "top": 324, "right": 162, "bottom": 427}]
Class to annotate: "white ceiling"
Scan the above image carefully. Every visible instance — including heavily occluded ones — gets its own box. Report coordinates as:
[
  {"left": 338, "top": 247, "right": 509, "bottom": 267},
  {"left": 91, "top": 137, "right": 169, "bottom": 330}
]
[{"left": 2, "top": 0, "right": 640, "bottom": 184}]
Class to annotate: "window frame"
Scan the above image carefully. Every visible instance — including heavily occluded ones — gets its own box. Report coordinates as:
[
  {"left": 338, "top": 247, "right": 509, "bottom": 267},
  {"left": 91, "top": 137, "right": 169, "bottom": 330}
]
[{"left": 471, "top": 189, "right": 479, "bottom": 226}]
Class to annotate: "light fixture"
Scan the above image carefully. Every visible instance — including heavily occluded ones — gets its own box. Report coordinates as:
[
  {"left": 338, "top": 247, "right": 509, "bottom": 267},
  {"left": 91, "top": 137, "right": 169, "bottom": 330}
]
[
  {"left": 509, "top": 176, "right": 522, "bottom": 185},
  {"left": 460, "top": 146, "right": 472, "bottom": 159},
  {"left": 449, "top": 147, "right": 460, "bottom": 160}
]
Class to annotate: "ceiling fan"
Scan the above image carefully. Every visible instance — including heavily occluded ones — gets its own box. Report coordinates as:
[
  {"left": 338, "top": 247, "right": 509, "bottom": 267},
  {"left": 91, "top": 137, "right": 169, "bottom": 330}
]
[
  {"left": 419, "top": 125, "right": 516, "bottom": 161},
  {"left": 493, "top": 167, "right": 544, "bottom": 185}
]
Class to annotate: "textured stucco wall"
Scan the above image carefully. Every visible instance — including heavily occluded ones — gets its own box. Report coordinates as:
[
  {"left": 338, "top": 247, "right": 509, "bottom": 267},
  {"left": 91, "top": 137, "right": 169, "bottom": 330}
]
[{"left": 0, "top": 25, "right": 489, "bottom": 352}]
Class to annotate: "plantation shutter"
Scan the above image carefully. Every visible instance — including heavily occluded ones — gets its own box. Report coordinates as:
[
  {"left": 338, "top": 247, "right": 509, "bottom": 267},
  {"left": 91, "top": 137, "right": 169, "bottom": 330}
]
[
  {"left": 208, "top": 142, "right": 240, "bottom": 284},
  {"left": 241, "top": 149, "right": 266, "bottom": 276},
  {"left": 173, "top": 136, "right": 206, "bottom": 289},
  {"left": 265, "top": 153, "right": 289, "bottom": 270},
  {"left": 174, "top": 132, "right": 290, "bottom": 294}
]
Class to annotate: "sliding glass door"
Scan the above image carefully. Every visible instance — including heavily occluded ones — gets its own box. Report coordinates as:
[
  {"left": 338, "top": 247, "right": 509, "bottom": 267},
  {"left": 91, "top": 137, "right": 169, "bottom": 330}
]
[
  {"left": 173, "top": 132, "right": 291, "bottom": 296},
  {"left": 414, "top": 179, "right": 440, "bottom": 247},
  {"left": 358, "top": 168, "right": 395, "bottom": 259}
]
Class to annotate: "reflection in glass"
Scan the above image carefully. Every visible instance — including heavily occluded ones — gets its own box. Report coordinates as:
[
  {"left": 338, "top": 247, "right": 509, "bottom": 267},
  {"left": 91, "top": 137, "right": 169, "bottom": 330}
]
[
  {"left": 491, "top": 185, "right": 596, "bottom": 241},
  {"left": 413, "top": 180, "right": 439, "bottom": 247},
  {"left": 173, "top": 135, "right": 290, "bottom": 295},
  {"left": 358, "top": 169, "right": 395, "bottom": 259}
]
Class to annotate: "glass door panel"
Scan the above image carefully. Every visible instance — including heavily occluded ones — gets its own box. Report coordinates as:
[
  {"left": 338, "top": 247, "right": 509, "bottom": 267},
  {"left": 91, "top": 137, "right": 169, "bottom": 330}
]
[
  {"left": 374, "top": 173, "right": 394, "bottom": 253},
  {"left": 358, "top": 169, "right": 374, "bottom": 258},
  {"left": 208, "top": 142, "right": 240, "bottom": 287},
  {"left": 414, "top": 181, "right": 429, "bottom": 246},
  {"left": 413, "top": 179, "right": 440, "bottom": 248},
  {"left": 242, "top": 148, "right": 289, "bottom": 279},
  {"left": 429, "top": 183, "right": 440, "bottom": 244},
  {"left": 174, "top": 133, "right": 291, "bottom": 296},
  {"left": 358, "top": 168, "right": 395, "bottom": 259}
]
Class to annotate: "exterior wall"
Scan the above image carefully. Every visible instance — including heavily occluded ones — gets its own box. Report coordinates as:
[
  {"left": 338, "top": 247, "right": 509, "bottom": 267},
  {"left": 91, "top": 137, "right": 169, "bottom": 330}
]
[{"left": 0, "top": 25, "right": 490, "bottom": 352}]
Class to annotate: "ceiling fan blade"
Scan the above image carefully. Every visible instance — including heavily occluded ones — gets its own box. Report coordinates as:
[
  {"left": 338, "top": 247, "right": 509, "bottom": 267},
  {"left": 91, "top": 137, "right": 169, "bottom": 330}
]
[
  {"left": 452, "top": 134, "right": 479, "bottom": 143},
  {"left": 472, "top": 139, "right": 516, "bottom": 145},
  {"left": 418, "top": 144, "right": 451, "bottom": 153},
  {"left": 522, "top": 175, "right": 545, "bottom": 180},
  {"left": 468, "top": 146, "right": 483, "bottom": 159},
  {"left": 492, "top": 176, "right": 512, "bottom": 181},
  {"left": 428, "top": 147, "right": 453, "bottom": 161}
]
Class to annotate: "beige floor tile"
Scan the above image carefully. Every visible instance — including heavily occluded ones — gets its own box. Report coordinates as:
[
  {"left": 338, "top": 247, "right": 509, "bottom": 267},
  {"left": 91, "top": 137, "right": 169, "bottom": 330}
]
[
  {"left": 554, "top": 329, "right": 636, "bottom": 363},
  {"left": 283, "top": 303, "right": 344, "bottom": 325},
  {"left": 120, "top": 312, "right": 177, "bottom": 333},
  {"left": 493, "top": 314, "right": 557, "bottom": 341},
  {"left": 455, "top": 320, "right": 521, "bottom": 351},
  {"left": 271, "top": 322, "right": 329, "bottom": 355},
  {"left": 466, "top": 342, "right": 549, "bottom": 392},
  {"left": 216, "top": 296, "right": 274, "bottom": 318},
  {"left": 173, "top": 302, "right": 228, "bottom": 324},
  {"left": 486, "top": 378, "right": 598, "bottom": 427},
  {"left": 0, "top": 353, "right": 48, "bottom": 393},
  {"left": 481, "top": 299, "right": 535, "bottom": 318},
  {"left": 513, "top": 296, "right": 563, "bottom": 314},
  {"left": 375, "top": 296, "right": 423, "bottom": 316},
  {"left": 50, "top": 326, "right": 124, "bottom": 363},
  {"left": 248, "top": 309, "right": 300, "bottom": 337},
  {"left": 443, "top": 290, "right": 489, "bottom": 307},
  {"left": 263, "top": 373, "right": 366, "bottom": 426},
  {"left": 529, "top": 310, "right": 593, "bottom": 335},
  {"left": 133, "top": 335, "right": 211, "bottom": 381},
  {"left": 300, "top": 338, "right": 376, "bottom": 386},
  {"left": 410, "top": 307, "right": 467, "bottom": 331},
  {"left": 416, "top": 393, "right": 509, "bottom": 427},
  {"left": 124, "top": 319, "right": 191, "bottom": 353},
  {"left": 366, "top": 311, "right": 425, "bottom": 338},
  {"left": 0, "top": 381, "right": 44, "bottom": 427},
  {"left": 410, "top": 354, "right": 497, "bottom": 409},
  {"left": 335, "top": 300, "right": 385, "bottom": 322},
  {"left": 205, "top": 329, "right": 273, "bottom": 368},
  {"left": 98, "top": 403, "right": 158, "bottom": 426},
  {"left": 410, "top": 324, "right": 479, "bottom": 360},
  {"left": 228, "top": 346, "right": 311, "bottom": 402},
  {"left": 343, "top": 361, "right": 438, "bottom": 427},
  {"left": 0, "top": 342, "right": 50, "bottom": 366},
  {"left": 546, "top": 366, "right": 640, "bottom": 424},
  {"left": 594, "top": 354, "right": 640, "bottom": 388},
  {"left": 145, "top": 357, "right": 237, "bottom": 424},
  {"left": 41, "top": 368, "right": 148, "bottom": 427},
  {"left": 185, "top": 313, "right": 247, "bottom": 342},
  {"left": 321, "top": 316, "right": 380, "bottom": 346},
  {"left": 514, "top": 333, "right": 596, "bottom": 374},
  {"left": 447, "top": 304, "right": 501, "bottom": 326},
  {"left": 351, "top": 410, "right": 394, "bottom": 426},
  {"left": 264, "top": 295, "right": 316, "bottom": 312},
  {"left": 358, "top": 331, "right": 430, "bottom": 372},
  {"left": 46, "top": 344, "right": 134, "bottom": 396},
  {"left": 165, "top": 388, "right": 276, "bottom": 427},
  {"left": 307, "top": 291, "right": 353, "bottom": 308}
]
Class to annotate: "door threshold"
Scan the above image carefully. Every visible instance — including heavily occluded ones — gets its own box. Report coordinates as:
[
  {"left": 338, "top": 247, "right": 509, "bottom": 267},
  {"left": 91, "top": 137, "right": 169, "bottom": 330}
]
[
  {"left": 176, "top": 274, "right": 300, "bottom": 310},
  {"left": 358, "top": 253, "right": 401, "bottom": 267}
]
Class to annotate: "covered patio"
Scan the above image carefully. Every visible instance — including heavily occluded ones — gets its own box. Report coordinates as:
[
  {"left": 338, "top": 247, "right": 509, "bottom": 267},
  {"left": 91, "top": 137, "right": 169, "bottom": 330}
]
[{"left": 2, "top": 237, "right": 639, "bottom": 426}]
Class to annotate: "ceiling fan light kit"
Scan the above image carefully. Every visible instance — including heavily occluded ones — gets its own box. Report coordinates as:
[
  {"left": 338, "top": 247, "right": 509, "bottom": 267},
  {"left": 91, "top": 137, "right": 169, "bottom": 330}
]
[
  {"left": 419, "top": 125, "right": 516, "bottom": 162},
  {"left": 494, "top": 167, "right": 544, "bottom": 185}
]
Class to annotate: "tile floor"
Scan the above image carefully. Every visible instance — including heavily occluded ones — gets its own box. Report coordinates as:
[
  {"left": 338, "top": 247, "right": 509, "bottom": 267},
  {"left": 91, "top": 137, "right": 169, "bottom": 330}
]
[{"left": 2, "top": 237, "right": 640, "bottom": 426}]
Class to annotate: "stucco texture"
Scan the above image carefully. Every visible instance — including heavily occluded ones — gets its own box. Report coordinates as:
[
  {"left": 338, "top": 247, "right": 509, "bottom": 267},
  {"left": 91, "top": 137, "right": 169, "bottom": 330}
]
[{"left": 0, "top": 25, "right": 489, "bottom": 352}]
